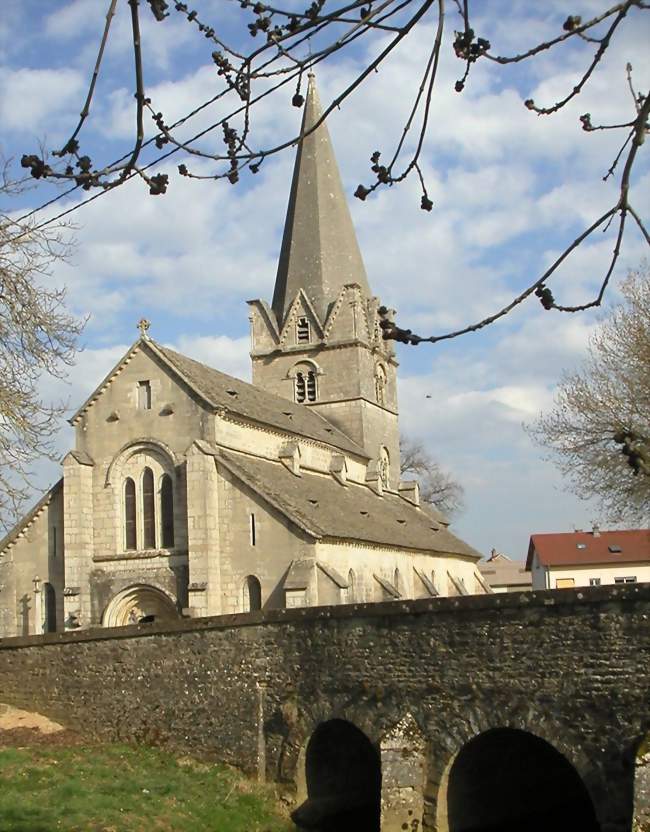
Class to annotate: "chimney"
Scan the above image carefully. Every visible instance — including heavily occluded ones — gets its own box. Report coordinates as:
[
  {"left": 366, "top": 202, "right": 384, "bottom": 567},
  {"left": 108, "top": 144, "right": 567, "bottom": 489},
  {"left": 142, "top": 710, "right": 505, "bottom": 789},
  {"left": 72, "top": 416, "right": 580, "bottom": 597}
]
[{"left": 592, "top": 524, "right": 600, "bottom": 537}]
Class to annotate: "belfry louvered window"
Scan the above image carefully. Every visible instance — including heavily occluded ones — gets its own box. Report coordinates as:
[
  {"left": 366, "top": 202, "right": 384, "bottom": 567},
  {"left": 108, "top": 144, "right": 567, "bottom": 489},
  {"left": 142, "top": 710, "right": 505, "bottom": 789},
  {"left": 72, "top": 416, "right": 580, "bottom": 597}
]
[
  {"left": 143, "top": 467, "right": 156, "bottom": 548},
  {"left": 160, "top": 474, "right": 174, "bottom": 548},
  {"left": 296, "top": 317, "right": 310, "bottom": 343},
  {"left": 306, "top": 370, "right": 317, "bottom": 402},
  {"left": 124, "top": 478, "right": 137, "bottom": 550},
  {"left": 295, "top": 372, "right": 306, "bottom": 403}
]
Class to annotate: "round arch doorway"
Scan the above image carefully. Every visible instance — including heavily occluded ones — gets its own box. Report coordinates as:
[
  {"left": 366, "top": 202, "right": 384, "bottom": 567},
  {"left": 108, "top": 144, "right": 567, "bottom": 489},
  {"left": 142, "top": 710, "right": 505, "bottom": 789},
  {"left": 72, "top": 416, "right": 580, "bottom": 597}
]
[
  {"left": 102, "top": 585, "right": 179, "bottom": 627},
  {"left": 438, "top": 727, "right": 600, "bottom": 832}
]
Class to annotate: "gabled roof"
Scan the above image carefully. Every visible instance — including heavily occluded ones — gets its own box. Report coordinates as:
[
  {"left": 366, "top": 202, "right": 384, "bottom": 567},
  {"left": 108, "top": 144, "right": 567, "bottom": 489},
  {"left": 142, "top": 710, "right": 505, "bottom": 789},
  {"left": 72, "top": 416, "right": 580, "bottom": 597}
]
[
  {"left": 271, "top": 74, "right": 372, "bottom": 327},
  {"left": 0, "top": 480, "right": 62, "bottom": 555},
  {"left": 70, "top": 337, "right": 368, "bottom": 459},
  {"left": 526, "top": 529, "right": 650, "bottom": 570},
  {"left": 479, "top": 556, "right": 531, "bottom": 589},
  {"left": 217, "top": 449, "right": 480, "bottom": 558}
]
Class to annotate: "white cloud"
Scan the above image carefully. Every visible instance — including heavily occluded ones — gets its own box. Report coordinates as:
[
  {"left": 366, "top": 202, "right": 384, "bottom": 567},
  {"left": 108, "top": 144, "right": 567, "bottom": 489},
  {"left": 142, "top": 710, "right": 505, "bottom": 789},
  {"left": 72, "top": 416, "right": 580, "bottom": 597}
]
[{"left": 0, "top": 67, "right": 84, "bottom": 134}]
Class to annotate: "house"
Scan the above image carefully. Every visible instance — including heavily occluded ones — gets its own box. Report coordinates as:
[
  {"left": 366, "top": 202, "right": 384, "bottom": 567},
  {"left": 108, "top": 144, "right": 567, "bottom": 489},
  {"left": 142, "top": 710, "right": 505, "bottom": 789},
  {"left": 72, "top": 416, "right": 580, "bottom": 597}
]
[
  {"left": 526, "top": 527, "right": 650, "bottom": 590},
  {"left": 0, "top": 76, "right": 485, "bottom": 638},
  {"left": 478, "top": 549, "right": 531, "bottom": 593}
]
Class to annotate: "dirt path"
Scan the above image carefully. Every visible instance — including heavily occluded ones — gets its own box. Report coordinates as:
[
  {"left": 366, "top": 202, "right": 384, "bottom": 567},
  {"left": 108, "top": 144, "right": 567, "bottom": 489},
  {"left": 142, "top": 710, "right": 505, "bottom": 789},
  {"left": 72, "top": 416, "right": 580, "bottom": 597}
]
[{"left": 0, "top": 702, "right": 83, "bottom": 747}]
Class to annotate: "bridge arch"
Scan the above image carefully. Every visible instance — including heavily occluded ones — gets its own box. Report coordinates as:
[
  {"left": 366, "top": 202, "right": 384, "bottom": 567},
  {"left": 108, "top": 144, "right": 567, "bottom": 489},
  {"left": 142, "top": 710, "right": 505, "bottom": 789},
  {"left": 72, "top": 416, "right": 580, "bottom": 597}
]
[
  {"left": 102, "top": 584, "right": 179, "bottom": 627},
  {"left": 292, "top": 718, "right": 381, "bottom": 832},
  {"left": 436, "top": 726, "right": 600, "bottom": 832}
]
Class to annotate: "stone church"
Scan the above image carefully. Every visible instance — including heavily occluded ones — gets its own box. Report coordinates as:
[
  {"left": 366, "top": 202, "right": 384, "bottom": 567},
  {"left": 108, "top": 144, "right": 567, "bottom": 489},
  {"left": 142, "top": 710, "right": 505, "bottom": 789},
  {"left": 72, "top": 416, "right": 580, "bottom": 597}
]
[{"left": 0, "top": 78, "right": 485, "bottom": 638}]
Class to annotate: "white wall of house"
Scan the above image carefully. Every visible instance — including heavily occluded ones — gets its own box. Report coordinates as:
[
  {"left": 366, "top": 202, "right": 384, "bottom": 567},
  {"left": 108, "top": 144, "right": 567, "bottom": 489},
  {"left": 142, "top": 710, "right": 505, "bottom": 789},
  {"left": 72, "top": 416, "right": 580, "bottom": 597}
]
[{"left": 533, "top": 561, "right": 650, "bottom": 590}]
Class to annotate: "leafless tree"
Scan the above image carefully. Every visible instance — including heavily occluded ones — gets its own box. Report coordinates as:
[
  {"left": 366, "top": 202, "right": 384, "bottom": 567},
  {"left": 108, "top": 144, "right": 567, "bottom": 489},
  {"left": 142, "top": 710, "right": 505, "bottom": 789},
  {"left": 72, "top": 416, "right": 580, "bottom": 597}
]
[
  {"left": 400, "top": 436, "right": 464, "bottom": 516},
  {"left": 529, "top": 264, "right": 650, "bottom": 524},
  {"left": 0, "top": 162, "right": 83, "bottom": 531},
  {"left": 16, "top": 0, "right": 650, "bottom": 342}
]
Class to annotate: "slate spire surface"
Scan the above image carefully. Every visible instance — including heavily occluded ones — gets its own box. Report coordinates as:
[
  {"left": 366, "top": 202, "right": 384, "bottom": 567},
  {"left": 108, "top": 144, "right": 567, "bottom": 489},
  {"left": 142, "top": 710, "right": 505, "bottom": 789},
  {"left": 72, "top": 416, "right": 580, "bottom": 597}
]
[{"left": 271, "top": 74, "right": 372, "bottom": 327}]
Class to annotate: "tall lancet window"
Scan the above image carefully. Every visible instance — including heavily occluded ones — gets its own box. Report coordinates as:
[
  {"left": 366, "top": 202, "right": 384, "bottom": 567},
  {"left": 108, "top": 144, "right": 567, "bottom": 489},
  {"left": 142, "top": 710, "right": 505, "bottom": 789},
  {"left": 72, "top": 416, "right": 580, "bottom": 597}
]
[
  {"left": 375, "top": 364, "right": 387, "bottom": 406},
  {"left": 142, "top": 467, "right": 156, "bottom": 548},
  {"left": 124, "top": 478, "right": 137, "bottom": 550},
  {"left": 160, "top": 474, "right": 174, "bottom": 548}
]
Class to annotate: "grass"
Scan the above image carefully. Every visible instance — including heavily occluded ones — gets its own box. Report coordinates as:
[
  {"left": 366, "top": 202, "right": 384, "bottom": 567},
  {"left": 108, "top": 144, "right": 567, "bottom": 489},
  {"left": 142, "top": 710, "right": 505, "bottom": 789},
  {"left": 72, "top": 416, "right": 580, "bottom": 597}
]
[{"left": 0, "top": 743, "right": 295, "bottom": 832}]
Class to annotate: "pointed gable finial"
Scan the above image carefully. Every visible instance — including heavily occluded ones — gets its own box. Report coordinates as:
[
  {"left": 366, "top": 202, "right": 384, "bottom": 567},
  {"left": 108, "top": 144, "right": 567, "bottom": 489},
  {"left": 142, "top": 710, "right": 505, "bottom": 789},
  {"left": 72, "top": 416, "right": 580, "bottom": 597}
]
[
  {"left": 271, "top": 73, "right": 372, "bottom": 328},
  {"left": 137, "top": 318, "right": 151, "bottom": 337}
]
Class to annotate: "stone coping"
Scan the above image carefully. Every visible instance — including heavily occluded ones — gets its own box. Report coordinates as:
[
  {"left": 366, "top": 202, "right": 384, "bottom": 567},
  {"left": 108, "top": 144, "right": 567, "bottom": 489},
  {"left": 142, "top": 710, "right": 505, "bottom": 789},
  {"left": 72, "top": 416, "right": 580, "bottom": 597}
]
[{"left": 1, "top": 583, "right": 648, "bottom": 651}]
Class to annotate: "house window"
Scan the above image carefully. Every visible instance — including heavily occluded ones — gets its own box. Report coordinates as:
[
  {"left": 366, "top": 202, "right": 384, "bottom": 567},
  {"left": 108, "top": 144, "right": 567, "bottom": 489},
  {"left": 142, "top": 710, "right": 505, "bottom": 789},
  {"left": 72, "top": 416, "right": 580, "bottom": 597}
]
[
  {"left": 142, "top": 467, "right": 156, "bottom": 548},
  {"left": 160, "top": 474, "right": 174, "bottom": 548},
  {"left": 589, "top": 578, "right": 601, "bottom": 586},
  {"left": 614, "top": 576, "right": 637, "bottom": 584},
  {"left": 243, "top": 575, "right": 262, "bottom": 611},
  {"left": 250, "top": 513, "right": 256, "bottom": 546},
  {"left": 296, "top": 316, "right": 310, "bottom": 343},
  {"left": 138, "top": 380, "right": 152, "bottom": 410},
  {"left": 555, "top": 578, "right": 575, "bottom": 589},
  {"left": 124, "top": 478, "right": 137, "bottom": 550}
]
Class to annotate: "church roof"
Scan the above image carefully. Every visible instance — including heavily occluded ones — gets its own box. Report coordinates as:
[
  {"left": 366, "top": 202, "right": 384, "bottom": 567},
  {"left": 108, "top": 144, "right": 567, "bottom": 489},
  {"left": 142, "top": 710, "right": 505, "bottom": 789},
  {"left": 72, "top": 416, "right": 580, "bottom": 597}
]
[
  {"left": 154, "top": 342, "right": 368, "bottom": 457},
  {"left": 0, "top": 479, "right": 62, "bottom": 555},
  {"left": 70, "top": 337, "right": 367, "bottom": 459},
  {"left": 217, "top": 450, "right": 480, "bottom": 558},
  {"left": 271, "top": 75, "right": 372, "bottom": 326}
]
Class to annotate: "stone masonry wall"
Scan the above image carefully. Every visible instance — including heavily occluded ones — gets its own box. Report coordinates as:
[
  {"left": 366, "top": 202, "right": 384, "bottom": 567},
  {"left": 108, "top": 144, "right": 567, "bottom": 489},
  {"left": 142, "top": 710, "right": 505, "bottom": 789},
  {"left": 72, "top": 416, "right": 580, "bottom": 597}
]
[{"left": 0, "top": 584, "right": 648, "bottom": 832}]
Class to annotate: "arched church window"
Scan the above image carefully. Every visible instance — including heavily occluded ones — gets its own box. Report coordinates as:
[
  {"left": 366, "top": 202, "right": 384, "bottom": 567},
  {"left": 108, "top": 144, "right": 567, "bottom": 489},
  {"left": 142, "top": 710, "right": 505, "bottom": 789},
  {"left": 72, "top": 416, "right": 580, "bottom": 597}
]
[
  {"left": 379, "top": 447, "right": 390, "bottom": 488},
  {"left": 243, "top": 575, "right": 262, "bottom": 612},
  {"left": 348, "top": 569, "right": 356, "bottom": 603},
  {"left": 124, "top": 478, "right": 137, "bottom": 550},
  {"left": 160, "top": 474, "right": 174, "bottom": 548},
  {"left": 142, "top": 467, "right": 156, "bottom": 548},
  {"left": 375, "top": 364, "right": 387, "bottom": 406},
  {"left": 306, "top": 370, "right": 317, "bottom": 402},
  {"left": 295, "top": 372, "right": 306, "bottom": 403},
  {"left": 43, "top": 583, "right": 57, "bottom": 633},
  {"left": 296, "top": 316, "right": 311, "bottom": 343},
  {"left": 394, "top": 567, "right": 401, "bottom": 595}
]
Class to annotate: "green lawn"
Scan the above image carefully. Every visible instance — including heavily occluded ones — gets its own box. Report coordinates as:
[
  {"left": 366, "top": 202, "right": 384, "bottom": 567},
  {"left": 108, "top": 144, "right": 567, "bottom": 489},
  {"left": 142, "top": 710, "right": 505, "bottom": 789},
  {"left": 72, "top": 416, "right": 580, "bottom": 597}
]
[{"left": 0, "top": 743, "right": 295, "bottom": 832}]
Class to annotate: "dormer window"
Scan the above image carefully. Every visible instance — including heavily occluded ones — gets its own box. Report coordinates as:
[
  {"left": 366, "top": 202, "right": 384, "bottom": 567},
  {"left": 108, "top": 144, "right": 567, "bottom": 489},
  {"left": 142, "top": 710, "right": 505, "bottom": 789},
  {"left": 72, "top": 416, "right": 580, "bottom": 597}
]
[
  {"left": 138, "top": 380, "right": 151, "bottom": 410},
  {"left": 296, "top": 316, "right": 311, "bottom": 343}
]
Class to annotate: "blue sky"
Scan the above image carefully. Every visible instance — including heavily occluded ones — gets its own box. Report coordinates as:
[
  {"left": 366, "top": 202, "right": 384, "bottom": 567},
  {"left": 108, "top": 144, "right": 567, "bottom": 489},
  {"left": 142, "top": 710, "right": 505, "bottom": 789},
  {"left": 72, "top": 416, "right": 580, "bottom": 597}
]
[{"left": 1, "top": 0, "right": 649, "bottom": 556}]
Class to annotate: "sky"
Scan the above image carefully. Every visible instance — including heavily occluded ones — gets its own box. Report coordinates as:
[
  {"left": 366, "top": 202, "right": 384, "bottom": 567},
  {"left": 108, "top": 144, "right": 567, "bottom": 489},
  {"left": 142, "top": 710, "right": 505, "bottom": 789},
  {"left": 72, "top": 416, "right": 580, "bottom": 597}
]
[{"left": 1, "top": 0, "right": 649, "bottom": 558}]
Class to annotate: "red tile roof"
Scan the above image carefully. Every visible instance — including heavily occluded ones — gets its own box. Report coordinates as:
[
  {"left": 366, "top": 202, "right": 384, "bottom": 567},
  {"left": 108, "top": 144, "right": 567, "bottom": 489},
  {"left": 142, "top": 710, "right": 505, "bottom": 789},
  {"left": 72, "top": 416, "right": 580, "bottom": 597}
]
[{"left": 526, "top": 529, "right": 650, "bottom": 570}]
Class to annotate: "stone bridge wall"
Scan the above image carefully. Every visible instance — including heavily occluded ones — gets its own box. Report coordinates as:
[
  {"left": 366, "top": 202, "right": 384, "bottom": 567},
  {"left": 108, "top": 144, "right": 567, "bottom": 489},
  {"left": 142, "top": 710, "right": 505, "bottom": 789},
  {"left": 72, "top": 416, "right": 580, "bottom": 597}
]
[{"left": 0, "top": 584, "right": 648, "bottom": 831}]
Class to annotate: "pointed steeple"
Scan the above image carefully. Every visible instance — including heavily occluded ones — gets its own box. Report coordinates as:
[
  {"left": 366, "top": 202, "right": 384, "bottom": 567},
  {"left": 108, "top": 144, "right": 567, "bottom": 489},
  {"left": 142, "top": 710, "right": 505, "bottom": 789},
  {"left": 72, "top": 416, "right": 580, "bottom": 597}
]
[{"left": 271, "top": 75, "right": 372, "bottom": 327}]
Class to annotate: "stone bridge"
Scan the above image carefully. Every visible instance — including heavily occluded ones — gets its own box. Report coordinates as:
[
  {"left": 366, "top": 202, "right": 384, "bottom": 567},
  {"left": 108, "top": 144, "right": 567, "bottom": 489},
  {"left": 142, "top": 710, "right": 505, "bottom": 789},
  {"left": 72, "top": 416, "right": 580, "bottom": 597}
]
[{"left": 0, "top": 584, "right": 648, "bottom": 832}]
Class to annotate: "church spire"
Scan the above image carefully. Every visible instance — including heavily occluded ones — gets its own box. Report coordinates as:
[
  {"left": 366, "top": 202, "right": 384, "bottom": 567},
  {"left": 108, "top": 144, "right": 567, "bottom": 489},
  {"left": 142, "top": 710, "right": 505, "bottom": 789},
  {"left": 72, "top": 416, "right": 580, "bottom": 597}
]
[{"left": 271, "top": 74, "right": 372, "bottom": 327}]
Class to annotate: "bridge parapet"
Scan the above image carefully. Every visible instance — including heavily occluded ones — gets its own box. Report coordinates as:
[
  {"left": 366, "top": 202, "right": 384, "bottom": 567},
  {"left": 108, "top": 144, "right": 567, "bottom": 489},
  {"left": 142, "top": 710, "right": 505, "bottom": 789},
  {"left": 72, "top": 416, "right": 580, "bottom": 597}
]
[{"left": 0, "top": 583, "right": 648, "bottom": 832}]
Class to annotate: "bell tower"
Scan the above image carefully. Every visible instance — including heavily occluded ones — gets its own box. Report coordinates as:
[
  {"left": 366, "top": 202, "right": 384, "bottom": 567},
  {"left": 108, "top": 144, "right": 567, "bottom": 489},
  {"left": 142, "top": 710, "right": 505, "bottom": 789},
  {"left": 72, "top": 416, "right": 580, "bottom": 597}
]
[{"left": 247, "top": 75, "right": 400, "bottom": 485}]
